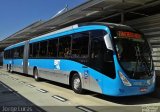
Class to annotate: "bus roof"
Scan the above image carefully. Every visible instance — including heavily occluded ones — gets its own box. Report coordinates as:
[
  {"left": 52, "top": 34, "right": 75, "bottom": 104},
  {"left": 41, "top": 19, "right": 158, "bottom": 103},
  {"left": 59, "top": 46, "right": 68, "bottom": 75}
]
[
  {"left": 4, "top": 22, "right": 133, "bottom": 51},
  {"left": 4, "top": 41, "right": 25, "bottom": 51},
  {"left": 29, "top": 22, "right": 133, "bottom": 43}
]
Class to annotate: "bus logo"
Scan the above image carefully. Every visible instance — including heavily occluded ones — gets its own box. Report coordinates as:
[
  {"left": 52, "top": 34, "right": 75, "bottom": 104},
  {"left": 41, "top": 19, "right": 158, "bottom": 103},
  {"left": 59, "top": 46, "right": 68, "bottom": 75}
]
[
  {"left": 84, "top": 70, "right": 89, "bottom": 79},
  {"left": 54, "top": 60, "right": 60, "bottom": 70}
]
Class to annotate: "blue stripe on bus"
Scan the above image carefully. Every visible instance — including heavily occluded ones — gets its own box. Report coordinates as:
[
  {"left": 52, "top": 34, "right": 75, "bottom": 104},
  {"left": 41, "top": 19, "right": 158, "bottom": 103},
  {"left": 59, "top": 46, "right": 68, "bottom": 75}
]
[
  {"left": 29, "top": 25, "right": 109, "bottom": 43},
  {"left": 5, "top": 25, "right": 109, "bottom": 50},
  {"left": 5, "top": 42, "right": 25, "bottom": 50}
]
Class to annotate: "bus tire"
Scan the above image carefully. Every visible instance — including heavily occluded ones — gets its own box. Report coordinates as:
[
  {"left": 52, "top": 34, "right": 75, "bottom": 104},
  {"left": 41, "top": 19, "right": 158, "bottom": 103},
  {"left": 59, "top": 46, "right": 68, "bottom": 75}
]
[
  {"left": 71, "top": 73, "right": 83, "bottom": 94},
  {"left": 33, "top": 68, "right": 40, "bottom": 81}
]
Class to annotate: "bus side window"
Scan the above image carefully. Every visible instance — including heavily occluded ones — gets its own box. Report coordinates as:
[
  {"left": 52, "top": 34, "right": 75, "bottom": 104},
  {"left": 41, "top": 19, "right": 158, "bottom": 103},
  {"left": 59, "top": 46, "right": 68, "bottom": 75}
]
[
  {"left": 32, "top": 42, "right": 40, "bottom": 58},
  {"left": 58, "top": 36, "right": 71, "bottom": 58},
  {"left": 10, "top": 49, "right": 14, "bottom": 59},
  {"left": 4, "top": 50, "right": 9, "bottom": 59},
  {"left": 90, "top": 30, "right": 116, "bottom": 79},
  {"left": 5, "top": 49, "right": 14, "bottom": 59},
  {"left": 91, "top": 38, "right": 102, "bottom": 59},
  {"left": 90, "top": 30, "right": 105, "bottom": 60},
  {"left": 71, "top": 31, "right": 89, "bottom": 58},
  {"left": 48, "top": 39, "right": 58, "bottom": 57},
  {"left": 104, "top": 50, "right": 113, "bottom": 62},
  {"left": 39, "top": 41, "right": 47, "bottom": 57},
  {"left": 14, "top": 48, "right": 19, "bottom": 58}
]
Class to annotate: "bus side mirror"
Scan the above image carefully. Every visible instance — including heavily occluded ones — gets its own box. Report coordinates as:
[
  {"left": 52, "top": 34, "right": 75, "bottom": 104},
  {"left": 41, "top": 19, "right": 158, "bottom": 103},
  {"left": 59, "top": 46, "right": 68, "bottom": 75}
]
[{"left": 104, "top": 34, "right": 114, "bottom": 51}]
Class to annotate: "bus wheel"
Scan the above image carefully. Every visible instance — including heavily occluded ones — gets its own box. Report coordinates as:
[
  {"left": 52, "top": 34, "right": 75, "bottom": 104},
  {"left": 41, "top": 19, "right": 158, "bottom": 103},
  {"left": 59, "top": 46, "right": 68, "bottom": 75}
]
[
  {"left": 71, "top": 73, "right": 83, "bottom": 94},
  {"left": 33, "top": 68, "right": 40, "bottom": 81}
]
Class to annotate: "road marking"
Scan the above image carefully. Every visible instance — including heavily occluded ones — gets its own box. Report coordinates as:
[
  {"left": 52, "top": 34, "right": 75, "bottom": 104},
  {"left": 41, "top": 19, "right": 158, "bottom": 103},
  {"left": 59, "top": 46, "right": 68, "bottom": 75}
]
[
  {"left": 10, "top": 77, "right": 18, "bottom": 80},
  {"left": 27, "top": 84, "right": 36, "bottom": 88},
  {"left": 7, "top": 76, "right": 11, "bottom": 78},
  {"left": 37, "top": 89, "right": 48, "bottom": 93},
  {"left": 52, "top": 95, "right": 68, "bottom": 102},
  {"left": 0, "top": 73, "right": 8, "bottom": 76},
  {"left": 19, "top": 81, "right": 26, "bottom": 84},
  {"left": 13, "top": 78, "right": 18, "bottom": 80},
  {"left": 76, "top": 106, "right": 96, "bottom": 112}
]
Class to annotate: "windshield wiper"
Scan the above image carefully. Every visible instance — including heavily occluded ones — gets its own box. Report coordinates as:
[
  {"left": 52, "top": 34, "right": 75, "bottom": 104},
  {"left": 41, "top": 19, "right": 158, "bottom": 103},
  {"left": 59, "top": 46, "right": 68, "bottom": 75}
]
[
  {"left": 133, "top": 45, "right": 151, "bottom": 78},
  {"left": 133, "top": 46, "right": 140, "bottom": 77},
  {"left": 140, "top": 53, "right": 152, "bottom": 76},
  {"left": 140, "top": 43, "right": 152, "bottom": 76}
]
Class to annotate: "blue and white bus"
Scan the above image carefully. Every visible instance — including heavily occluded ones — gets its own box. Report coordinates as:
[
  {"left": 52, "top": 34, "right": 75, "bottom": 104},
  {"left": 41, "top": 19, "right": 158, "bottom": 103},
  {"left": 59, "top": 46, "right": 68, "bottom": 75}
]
[{"left": 3, "top": 22, "right": 155, "bottom": 96}]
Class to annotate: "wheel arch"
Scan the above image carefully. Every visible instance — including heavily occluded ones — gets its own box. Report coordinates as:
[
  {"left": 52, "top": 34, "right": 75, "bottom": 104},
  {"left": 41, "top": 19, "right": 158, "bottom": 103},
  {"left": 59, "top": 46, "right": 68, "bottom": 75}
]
[{"left": 69, "top": 71, "right": 83, "bottom": 88}]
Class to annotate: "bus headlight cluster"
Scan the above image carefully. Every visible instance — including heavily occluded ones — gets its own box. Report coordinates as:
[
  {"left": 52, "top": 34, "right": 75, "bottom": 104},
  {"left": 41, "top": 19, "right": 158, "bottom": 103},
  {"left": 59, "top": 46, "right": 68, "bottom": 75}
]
[{"left": 119, "top": 72, "right": 132, "bottom": 86}]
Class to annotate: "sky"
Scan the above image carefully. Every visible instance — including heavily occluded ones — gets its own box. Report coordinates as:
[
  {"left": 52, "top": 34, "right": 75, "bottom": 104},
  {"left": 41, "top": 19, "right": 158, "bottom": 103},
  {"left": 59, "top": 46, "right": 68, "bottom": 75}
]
[{"left": 0, "top": 0, "right": 86, "bottom": 40}]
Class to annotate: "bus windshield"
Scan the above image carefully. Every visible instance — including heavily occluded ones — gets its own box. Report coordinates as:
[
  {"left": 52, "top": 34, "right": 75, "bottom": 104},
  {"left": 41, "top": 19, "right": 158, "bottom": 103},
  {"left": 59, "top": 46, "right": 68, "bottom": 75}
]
[{"left": 112, "top": 30, "right": 153, "bottom": 79}]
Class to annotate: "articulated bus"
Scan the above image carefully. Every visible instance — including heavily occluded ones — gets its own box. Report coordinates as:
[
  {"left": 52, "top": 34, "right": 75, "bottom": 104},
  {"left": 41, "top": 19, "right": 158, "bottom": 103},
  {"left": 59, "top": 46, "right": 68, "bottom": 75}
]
[{"left": 3, "top": 22, "right": 155, "bottom": 96}]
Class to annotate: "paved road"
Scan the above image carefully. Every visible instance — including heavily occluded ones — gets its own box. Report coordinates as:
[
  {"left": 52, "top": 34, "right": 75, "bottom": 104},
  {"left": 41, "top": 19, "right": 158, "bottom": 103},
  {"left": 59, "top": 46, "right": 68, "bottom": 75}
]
[
  {"left": 0, "top": 79, "right": 45, "bottom": 112},
  {"left": 0, "top": 69, "right": 160, "bottom": 112}
]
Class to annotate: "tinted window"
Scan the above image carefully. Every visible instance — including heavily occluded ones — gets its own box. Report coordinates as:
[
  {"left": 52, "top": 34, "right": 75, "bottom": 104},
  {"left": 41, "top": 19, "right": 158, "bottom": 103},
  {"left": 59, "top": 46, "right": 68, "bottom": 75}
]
[
  {"left": 13, "top": 46, "right": 24, "bottom": 59},
  {"left": 4, "top": 50, "right": 10, "bottom": 59},
  {"left": 58, "top": 36, "right": 71, "bottom": 57},
  {"left": 10, "top": 49, "right": 14, "bottom": 59},
  {"left": 39, "top": 41, "right": 48, "bottom": 57},
  {"left": 71, "top": 32, "right": 89, "bottom": 58},
  {"left": 32, "top": 42, "right": 40, "bottom": 57},
  {"left": 90, "top": 30, "right": 115, "bottom": 79},
  {"left": 19, "top": 46, "right": 24, "bottom": 58},
  {"left": 48, "top": 39, "right": 58, "bottom": 57}
]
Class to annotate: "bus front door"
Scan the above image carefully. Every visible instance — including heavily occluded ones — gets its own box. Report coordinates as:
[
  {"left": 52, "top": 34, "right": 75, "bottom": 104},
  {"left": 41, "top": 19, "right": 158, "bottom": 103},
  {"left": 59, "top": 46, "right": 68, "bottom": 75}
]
[{"left": 89, "top": 38, "right": 103, "bottom": 93}]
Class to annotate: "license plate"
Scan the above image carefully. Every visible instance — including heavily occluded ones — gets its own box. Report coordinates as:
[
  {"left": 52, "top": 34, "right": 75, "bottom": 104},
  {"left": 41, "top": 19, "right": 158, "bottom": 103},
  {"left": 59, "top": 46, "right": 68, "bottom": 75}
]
[{"left": 140, "top": 87, "right": 147, "bottom": 92}]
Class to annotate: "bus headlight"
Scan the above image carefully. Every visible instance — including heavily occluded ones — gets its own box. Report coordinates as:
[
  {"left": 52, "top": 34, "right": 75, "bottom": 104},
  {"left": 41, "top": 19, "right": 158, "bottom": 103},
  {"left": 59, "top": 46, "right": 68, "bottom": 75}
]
[{"left": 119, "top": 72, "right": 132, "bottom": 86}]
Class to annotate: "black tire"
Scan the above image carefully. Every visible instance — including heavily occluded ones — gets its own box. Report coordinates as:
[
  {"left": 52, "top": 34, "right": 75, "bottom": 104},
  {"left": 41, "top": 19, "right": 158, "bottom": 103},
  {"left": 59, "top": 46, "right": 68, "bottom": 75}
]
[
  {"left": 33, "top": 68, "right": 40, "bottom": 81},
  {"left": 71, "top": 73, "right": 83, "bottom": 94}
]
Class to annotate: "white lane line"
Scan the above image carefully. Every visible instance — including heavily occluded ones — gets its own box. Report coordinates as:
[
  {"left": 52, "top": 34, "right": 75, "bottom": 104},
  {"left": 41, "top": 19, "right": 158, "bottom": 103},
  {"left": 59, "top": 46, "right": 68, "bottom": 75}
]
[
  {"left": 52, "top": 95, "right": 68, "bottom": 102},
  {"left": 36, "top": 89, "right": 48, "bottom": 93},
  {"left": 10, "top": 77, "right": 18, "bottom": 81},
  {"left": 26, "top": 84, "right": 36, "bottom": 88},
  {"left": 19, "top": 81, "right": 27, "bottom": 84},
  {"left": 76, "top": 106, "right": 96, "bottom": 112},
  {"left": 13, "top": 78, "right": 18, "bottom": 80}
]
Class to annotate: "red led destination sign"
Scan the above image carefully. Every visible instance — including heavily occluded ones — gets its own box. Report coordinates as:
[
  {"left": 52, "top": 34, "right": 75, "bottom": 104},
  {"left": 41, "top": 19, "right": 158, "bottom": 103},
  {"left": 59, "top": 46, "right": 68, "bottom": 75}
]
[{"left": 117, "top": 31, "right": 142, "bottom": 39}]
